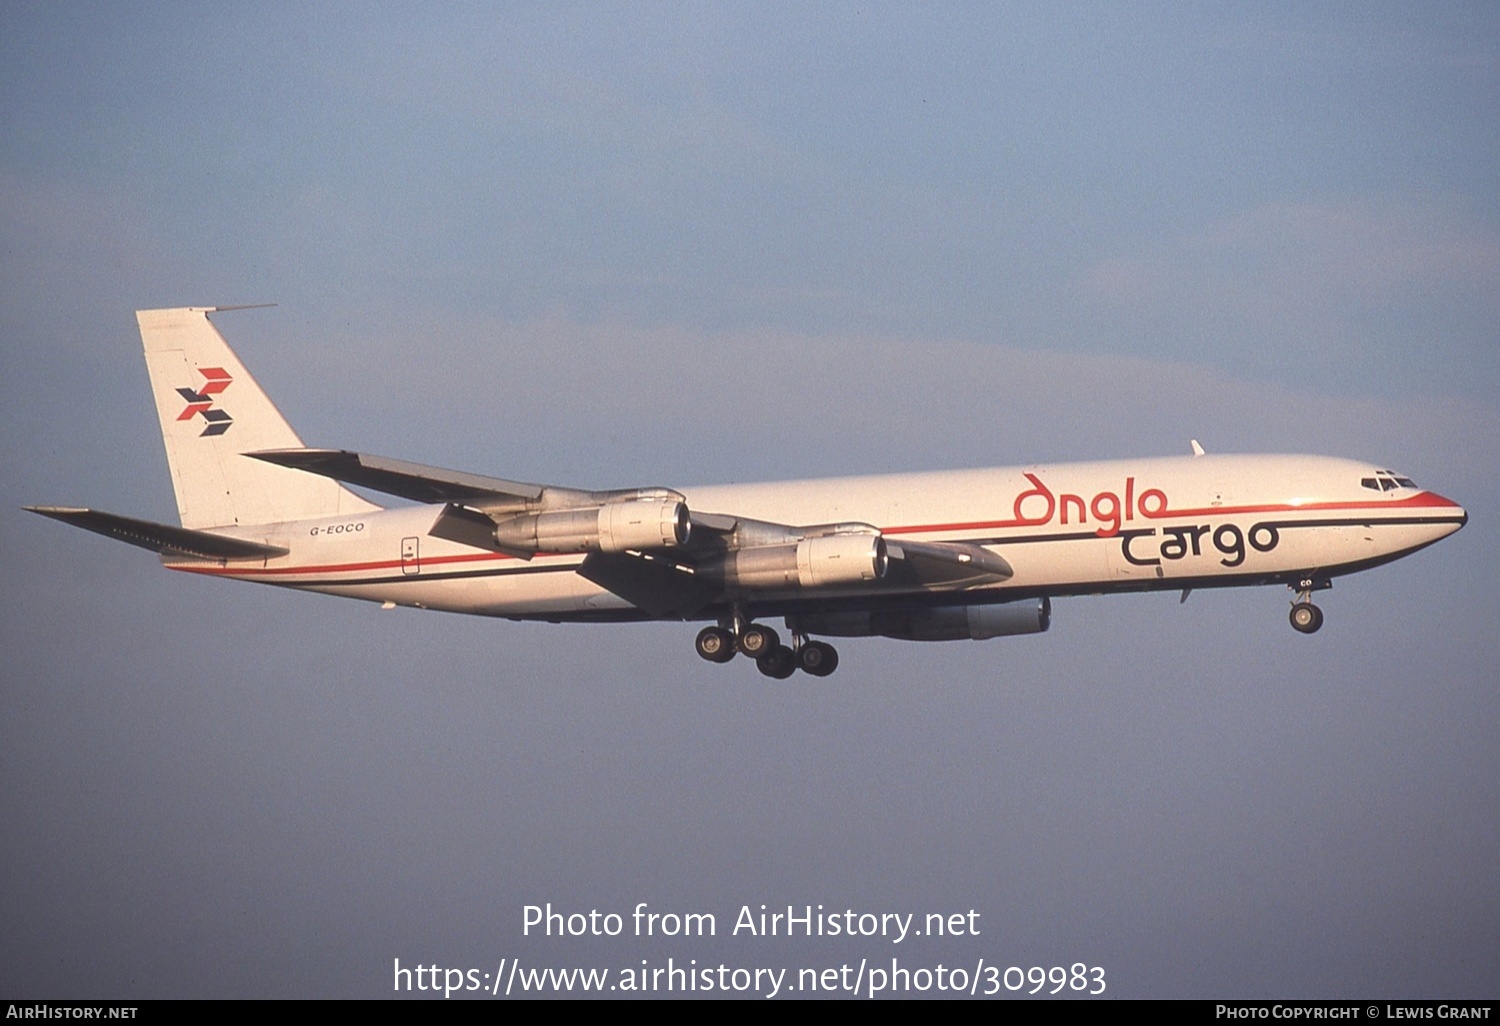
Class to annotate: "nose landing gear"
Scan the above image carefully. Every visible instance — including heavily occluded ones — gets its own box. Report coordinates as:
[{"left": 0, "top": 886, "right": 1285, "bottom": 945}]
[
  {"left": 1289, "top": 602, "right": 1324, "bottom": 633},
  {"left": 1288, "top": 576, "right": 1330, "bottom": 634}
]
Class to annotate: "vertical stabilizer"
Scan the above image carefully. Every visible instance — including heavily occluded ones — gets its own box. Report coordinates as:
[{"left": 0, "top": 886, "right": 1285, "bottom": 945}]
[{"left": 138, "top": 307, "right": 380, "bottom": 529}]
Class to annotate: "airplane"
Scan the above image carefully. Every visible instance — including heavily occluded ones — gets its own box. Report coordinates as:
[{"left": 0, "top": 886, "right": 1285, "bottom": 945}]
[{"left": 27, "top": 307, "right": 1468, "bottom": 678}]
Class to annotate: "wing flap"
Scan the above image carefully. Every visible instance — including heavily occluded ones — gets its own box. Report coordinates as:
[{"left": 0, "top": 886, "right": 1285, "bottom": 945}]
[
  {"left": 575, "top": 552, "right": 716, "bottom": 619},
  {"left": 24, "top": 506, "right": 288, "bottom": 561}
]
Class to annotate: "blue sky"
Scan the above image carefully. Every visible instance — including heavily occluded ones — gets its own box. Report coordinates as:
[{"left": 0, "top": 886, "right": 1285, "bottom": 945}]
[{"left": 2, "top": 2, "right": 1497, "bottom": 998}]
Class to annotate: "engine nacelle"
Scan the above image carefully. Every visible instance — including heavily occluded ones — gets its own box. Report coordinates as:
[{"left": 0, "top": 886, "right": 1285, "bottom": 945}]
[
  {"left": 598, "top": 499, "right": 691, "bottom": 552},
  {"left": 799, "top": 533, "right": 889, "bottom": 587},
  {"left": 712, "top": 533, "right": 888, "bottom": 590},
  {"left": 797, "top": 598, "right": 1051, "bottom": 641},
  {"left": 491, "top": 498, "right": 690, "bottom": 554}
]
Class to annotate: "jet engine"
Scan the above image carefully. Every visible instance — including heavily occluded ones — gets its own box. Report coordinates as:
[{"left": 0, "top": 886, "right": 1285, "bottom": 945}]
[
  {"left": 709, "top": 533, "right": 889, "bottom": 591},
  {"left": 490, "top": 498, "right": 690, "bottom": 554}
]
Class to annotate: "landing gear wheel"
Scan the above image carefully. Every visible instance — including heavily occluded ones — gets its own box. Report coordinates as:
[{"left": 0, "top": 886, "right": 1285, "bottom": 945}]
[
  {"left": 695, "top": 626, "right": 737, "bottom": 663},
  {"left": 1289, "top": 602, "right": 1324, "bottom": 634},
  {"left": 757, "top": 645, "right": 797, "bottom": 679},
  {"left": 797, "top": 640, "right": 839, "bottom": 677},
  {"left": 739, "top": 624, "right": 780, "bottom": 658}
]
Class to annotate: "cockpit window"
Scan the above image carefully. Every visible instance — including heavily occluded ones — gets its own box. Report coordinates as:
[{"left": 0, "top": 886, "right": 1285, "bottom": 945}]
[{"left": 1363, "top": 472, "right": 1419, "bottom": 492}]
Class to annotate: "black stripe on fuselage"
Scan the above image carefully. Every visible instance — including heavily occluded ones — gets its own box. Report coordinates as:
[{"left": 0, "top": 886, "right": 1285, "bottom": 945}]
[{"left": 242, "top": 512, "right": 1462, "bottom": 591}]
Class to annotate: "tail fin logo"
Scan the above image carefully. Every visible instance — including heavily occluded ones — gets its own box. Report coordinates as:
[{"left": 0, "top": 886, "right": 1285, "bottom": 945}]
[{"left": 175, "top": 367, "right": 233, "bottom": 436}]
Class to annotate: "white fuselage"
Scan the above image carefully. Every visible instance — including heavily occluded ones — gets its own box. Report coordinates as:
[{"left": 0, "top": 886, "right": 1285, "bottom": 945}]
[{"left": 166, "top": 453, "right": 1467, "bottom": 623}]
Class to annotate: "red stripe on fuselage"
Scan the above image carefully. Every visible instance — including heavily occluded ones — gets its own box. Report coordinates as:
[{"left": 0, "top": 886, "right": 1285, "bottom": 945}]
[
  {"left": 882, "top": 491, "right": 1461, "bottom": 536},
  {"left": 167, "top": 491, "right": 1461, "bottom": 582}
]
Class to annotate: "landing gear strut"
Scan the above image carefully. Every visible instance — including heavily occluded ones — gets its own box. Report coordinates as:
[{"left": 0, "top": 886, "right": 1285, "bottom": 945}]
[
  {"left": 1288, "top": 576, "right": 1330, "bottom": 634},
  {"left": 692, "top": 614, "right": 840, "bottom": 676}
]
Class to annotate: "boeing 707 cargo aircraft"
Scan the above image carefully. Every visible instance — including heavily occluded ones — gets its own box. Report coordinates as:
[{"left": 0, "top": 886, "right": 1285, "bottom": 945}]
[{"left": 28, "top": 308, "right": 1468, "bottom": 677}]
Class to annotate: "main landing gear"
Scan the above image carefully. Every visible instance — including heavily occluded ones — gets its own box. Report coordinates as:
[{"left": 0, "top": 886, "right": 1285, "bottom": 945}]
[
  {"left": 1288, "top": 576, "right": 1331, "bottom": 635},
  {"left": 694, "top": 618, "right": 840, "bottom": 678}
]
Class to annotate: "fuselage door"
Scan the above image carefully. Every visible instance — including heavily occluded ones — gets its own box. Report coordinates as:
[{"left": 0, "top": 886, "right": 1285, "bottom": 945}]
[{"left": 401, "top": 536, "right": 420, "bottom": 575}]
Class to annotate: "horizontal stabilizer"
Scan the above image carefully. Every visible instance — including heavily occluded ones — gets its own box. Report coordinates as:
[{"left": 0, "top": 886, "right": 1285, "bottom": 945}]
[
  {"left": 25, "top": 506, "right": 288, "bottom": 561},
  {"left": 249, "top": 449, "right": 544, "bottom": 506}
]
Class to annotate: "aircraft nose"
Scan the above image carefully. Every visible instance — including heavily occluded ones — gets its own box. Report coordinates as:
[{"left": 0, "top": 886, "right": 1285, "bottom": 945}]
[{"left": 1426, "top": 491, "right": 1466, "bottom": 532}]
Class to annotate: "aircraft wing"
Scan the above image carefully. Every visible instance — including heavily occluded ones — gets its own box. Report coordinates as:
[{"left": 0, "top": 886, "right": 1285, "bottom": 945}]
[
  {"left": 257, "top": 448, "right": 1015, "bottom": 600},
  {"left": 248, "top": 449, "right": 544, "bottom": 506},
  {"left": 23, "top": 506, "right": 288, "bottom": 561}
]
